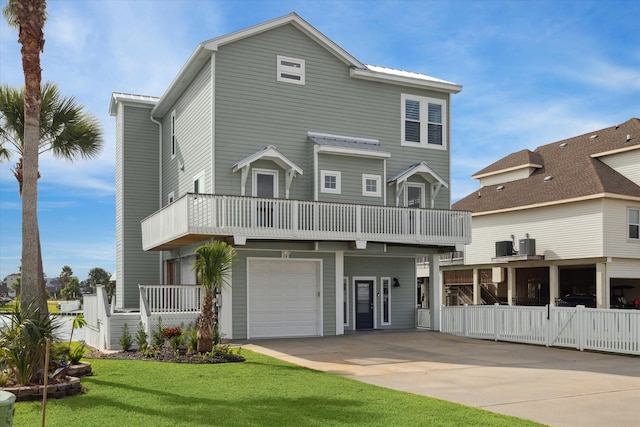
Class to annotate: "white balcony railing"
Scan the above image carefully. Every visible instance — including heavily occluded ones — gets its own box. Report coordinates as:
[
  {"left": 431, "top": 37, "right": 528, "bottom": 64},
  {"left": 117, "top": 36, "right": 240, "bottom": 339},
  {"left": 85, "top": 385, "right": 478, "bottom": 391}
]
[{"left": 141, "top": 193, "right": 472, "bottom": 250}]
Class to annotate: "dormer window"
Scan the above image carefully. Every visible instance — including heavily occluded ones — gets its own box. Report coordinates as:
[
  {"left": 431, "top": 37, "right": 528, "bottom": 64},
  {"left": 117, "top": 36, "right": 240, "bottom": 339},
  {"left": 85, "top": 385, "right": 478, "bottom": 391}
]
[{"left": 277, "top": 55, "right": 305, "bottom": 85}]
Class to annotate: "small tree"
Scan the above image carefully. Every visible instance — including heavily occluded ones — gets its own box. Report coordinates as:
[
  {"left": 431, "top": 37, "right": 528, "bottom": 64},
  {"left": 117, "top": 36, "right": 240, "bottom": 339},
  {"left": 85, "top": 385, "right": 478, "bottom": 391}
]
[
  {"left": 85, "top": 267, "right": 111, "bottom": 293},
  {"left": 119, "top": 323, "right": 132, "bottom": 351},
  {"left": 193, "top": 240, "right": 236, "bottom": 353},
  {"left": 59, "top": 265, "right": 73, "bottom": 289},
  {"left": 61, "top": 276, "right": 80, "bottom": 300}
]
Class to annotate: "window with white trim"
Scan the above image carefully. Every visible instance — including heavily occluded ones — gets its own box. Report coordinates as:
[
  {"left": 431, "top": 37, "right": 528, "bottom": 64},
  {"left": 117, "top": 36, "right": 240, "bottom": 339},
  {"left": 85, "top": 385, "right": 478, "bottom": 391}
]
[
  {"left": 321, "top": 170, "right": 341, "bottom": 194},
  {"left": 629, "top": 208, "right": 640, "bottom": 239},
  {"left": 401, "top": 94, "right": 446, "bottom": 149},
  {"left": 381, "top": 277, "right": 391, "bottom": 325},
  {"left": 362, "top": 174, "right": 381, "bottom": 197},
  {"left": 171, "top": 110, "right": 177, "bottom": 159},
  {"left": 167, "top": 191, "right": 175, "bottom": 205},
  {"left": 193, "top": 172, "right": 205, "bottom": 194},
  {"left": 277, "top": 55, "right": 305, "bottom": 85}
]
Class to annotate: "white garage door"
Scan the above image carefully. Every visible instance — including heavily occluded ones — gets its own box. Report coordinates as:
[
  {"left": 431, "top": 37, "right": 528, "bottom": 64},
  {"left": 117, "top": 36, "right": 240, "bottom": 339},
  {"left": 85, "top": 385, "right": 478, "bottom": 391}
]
[{"left": 248, "top": 259, "right": 320, "bottom": 338}]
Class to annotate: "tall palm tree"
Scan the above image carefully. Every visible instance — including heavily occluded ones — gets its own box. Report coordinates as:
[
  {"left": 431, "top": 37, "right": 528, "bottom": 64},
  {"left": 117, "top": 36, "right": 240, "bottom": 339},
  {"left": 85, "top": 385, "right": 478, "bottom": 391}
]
[
  {"left": 193, "top": 240, "right": 236, "bottom": 353},
  {"left": 3, "top": 0, "right": 48, "bottom": 315},
  {"left": 0, "top": 82, "right": 103, "bottom": 194}
]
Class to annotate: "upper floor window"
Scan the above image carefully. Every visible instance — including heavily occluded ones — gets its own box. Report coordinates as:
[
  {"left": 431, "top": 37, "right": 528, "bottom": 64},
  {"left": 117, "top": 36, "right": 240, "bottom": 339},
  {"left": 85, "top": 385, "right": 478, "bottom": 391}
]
[
  {"left": 171, "top": 110, "right": 177, "bottom": 159},
  {"left": 401, "top": 94, "right": 446, "bottom": 149},
  {"left": 362, "top": 174, "right": 381, "bottom": 197},
  {"left": 629, "top": 208, "right": 640, "bottom": 239},
  {"left": 277, "top": 55, "right": 305, "bottom": 85},
  {"left": 321, "top": 170, "right": 341, "bottom": 194}
]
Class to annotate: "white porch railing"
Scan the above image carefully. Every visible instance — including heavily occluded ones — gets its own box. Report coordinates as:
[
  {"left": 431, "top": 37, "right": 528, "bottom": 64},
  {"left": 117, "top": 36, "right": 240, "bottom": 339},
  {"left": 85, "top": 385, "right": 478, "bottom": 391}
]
[
  {"left": 138, "top": 285, "right": 202, "bottom": 347},
  {"left": 441, "top": 304, "right": 640, "bottom": 356},
  {"left": 141, "top": 193, "right": 472, "bottom": 250}
]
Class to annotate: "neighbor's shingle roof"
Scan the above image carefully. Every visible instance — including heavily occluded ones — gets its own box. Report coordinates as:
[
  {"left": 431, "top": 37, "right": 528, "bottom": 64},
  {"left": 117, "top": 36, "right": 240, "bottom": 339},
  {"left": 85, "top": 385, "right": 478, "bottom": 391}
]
[{"left": 453, "top": 118, "right": 640, "bottom": 213}]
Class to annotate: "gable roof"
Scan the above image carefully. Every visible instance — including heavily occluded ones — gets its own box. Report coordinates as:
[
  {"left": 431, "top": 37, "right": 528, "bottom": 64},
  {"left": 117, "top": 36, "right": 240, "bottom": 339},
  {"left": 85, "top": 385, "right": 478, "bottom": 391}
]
[
  {"left": 152, "top": 12, "right": 461, "bottom": 117},
  {"left": 454, "top": 118, "right": 640, "bottom": 214}
]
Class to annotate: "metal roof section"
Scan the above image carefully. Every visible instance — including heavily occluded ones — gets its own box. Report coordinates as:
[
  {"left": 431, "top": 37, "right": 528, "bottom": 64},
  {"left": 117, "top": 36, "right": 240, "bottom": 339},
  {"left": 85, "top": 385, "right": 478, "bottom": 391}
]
[
  {"left": 353, "top": 65, "right": 463, "bottom": 93},
  {"left": 109, "top": 92, "right": 159, "bottom": 116},
  {"left": 308, "top": 131, "right": 391, "bottom": 158}
]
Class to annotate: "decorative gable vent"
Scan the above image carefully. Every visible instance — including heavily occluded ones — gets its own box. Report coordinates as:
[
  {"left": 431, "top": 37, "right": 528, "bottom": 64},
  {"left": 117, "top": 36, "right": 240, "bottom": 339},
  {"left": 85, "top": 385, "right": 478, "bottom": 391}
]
[{"left": 277, "top": 55, "right": 305, "bottom": 85}]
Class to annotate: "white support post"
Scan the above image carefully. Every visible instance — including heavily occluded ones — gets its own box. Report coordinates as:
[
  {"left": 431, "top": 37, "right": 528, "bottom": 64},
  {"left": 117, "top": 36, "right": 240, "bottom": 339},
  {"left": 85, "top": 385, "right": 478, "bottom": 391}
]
[
  {"left": 473, "top": 268, "right": 480, "bottom": 305},
  {"left": 429, "top": 253, "right": 441, "bottom": 331},
  {"left": 494, "top": 303, "right": 500, "bottom": 341},
  {"left": 549, "top": 265, "right": 559, "bottom": 306}
]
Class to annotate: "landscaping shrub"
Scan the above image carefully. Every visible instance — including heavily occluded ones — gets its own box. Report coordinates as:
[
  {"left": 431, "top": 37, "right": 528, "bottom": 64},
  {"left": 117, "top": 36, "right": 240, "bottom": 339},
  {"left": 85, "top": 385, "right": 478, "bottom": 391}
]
[
  {"left": 119, "top": 323, "right": 132, "bottom": 351},
  {"left": 135, "top": 322, "right": 148, "bottom": 350}
]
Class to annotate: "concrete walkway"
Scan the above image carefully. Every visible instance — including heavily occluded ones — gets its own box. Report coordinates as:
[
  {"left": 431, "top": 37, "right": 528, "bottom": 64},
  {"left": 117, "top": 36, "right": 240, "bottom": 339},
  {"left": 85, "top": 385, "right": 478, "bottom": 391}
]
[{"left": 243, "top": 330, "right": 640, "bottom": 427}]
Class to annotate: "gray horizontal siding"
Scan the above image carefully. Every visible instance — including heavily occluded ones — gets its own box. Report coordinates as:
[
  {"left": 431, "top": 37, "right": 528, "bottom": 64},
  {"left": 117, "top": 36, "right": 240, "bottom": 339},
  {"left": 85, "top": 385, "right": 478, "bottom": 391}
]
[
  {"left": 118, "top": 104, "right": 161, "bottom": 308},
  {"left": 213, "top": 23, "right": 451, "bottom": 206},
  {"left": 345, "top": 256, "right": 416, "bottom": 329}
]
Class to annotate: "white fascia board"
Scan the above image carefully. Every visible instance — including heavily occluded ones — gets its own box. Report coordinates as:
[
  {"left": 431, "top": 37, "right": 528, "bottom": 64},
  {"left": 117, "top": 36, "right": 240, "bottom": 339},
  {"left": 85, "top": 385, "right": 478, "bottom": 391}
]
[
  {"left": 316, "top": 145, "right": 391, "bottom": 159},
  {"left": 471, "top": 163, "right": 543, "bottom": 180},
  {"left": 204, "top": 12, "right": 365, "bottom": 68},
  {"left": 591, "top": 144, "right": 640, "bottom": 158},
  {"left": 232, "top": 145, "right": 303, "bottom": 175},
  {"left": 152, "top": 44, "right": 211, "bottom": 118},
  {"left": 351, "top": 68, "right": 462, "bottom": 94},
  {"left": 307, "top": 131, "right": 379, "bottom": 145},
  {"left": 109, "top": 92, "right": 159, "bottom": 116}
]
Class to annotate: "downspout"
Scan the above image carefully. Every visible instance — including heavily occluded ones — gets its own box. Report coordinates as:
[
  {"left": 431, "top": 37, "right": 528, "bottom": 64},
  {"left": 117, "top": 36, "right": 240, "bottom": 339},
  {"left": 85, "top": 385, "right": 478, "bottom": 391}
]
[{"left": 149, "top": 114, "right": 163, "bottom": 284}]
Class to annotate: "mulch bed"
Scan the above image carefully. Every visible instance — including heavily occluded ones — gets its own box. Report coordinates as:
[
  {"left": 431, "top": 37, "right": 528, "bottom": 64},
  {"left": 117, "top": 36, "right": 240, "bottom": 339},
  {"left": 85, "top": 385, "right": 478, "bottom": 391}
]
[{"left": 84, "top": 347, "right": 245, "bottom": 364}]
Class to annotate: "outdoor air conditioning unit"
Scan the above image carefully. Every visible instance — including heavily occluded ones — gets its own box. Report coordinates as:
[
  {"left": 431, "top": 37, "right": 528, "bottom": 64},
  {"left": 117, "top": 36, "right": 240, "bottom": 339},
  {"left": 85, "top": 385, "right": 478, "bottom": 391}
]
[
  {"left": 495, "top": 241, "right": 513, "bottom": 257},
  {"left": 519, "top": 238, "right": 536, "bottom": 256}
]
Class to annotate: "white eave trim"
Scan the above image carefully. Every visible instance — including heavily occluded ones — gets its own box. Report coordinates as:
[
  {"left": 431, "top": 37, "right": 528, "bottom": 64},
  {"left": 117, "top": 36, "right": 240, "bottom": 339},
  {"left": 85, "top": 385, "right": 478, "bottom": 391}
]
[
  {"left": 470, "top": 192, "right": 640, "bottom": 217},
  {"left": 351, "top": 67, "right": 462, "bottom": 93},
  {"left": 204, "top": 12, "right": 365, "bottom": 68},
  {"left": 232, "top": 145, "right": 303, "bottom": 175},
  {"left": 591, "top": 144, "right": 640, "bottom": 158},
  {"left": 471, "top": 163, "right": 543, "bottom": 180},
  {"left": 109, "top": 92, "right": 159, "bottom": 116}
]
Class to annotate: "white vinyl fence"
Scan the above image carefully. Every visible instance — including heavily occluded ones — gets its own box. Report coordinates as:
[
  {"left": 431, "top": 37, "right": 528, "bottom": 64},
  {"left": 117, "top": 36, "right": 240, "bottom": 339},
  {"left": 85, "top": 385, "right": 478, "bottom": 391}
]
[{"left": 440, "top": 304, "right": 640, "bottom": 356}]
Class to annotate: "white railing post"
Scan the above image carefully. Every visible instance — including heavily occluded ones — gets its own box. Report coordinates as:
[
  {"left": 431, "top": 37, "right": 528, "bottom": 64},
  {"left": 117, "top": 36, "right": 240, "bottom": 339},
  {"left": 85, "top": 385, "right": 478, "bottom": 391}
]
[
  {"left": 576, "top": 305, "right": 585, "bottom": 351},
  {"left": 463, "top": 304, "right": 469, "bottom": 337},
  {"left": 292, "top": 200, "right": 298, "bottom": 235},
  {"left": 494, "top": 303, "right": 500, "bottom": 341},
  {"left": 545, "top": 304, "right": 552, "bottom": 347}
]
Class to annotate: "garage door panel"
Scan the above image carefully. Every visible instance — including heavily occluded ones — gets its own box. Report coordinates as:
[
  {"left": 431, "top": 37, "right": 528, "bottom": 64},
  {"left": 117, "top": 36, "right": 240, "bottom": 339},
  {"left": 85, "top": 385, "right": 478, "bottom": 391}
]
[{"left": 249, "top": 259, "right": 320, "bottom": 338}]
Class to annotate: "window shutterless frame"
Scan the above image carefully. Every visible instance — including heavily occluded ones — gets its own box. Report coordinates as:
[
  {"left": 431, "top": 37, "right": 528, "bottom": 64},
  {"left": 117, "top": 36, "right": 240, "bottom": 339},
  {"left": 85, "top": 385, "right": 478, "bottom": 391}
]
[{"left": 401, "top": 94, "right": 447, "bottom": 149}]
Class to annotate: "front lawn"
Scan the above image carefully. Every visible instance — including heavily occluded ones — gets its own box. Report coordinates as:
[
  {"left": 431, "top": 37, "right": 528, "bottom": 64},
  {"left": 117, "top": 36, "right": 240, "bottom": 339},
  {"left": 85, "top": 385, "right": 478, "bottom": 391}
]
[{"left": 12, "top": 349, "right": 541, "bottom": 426}]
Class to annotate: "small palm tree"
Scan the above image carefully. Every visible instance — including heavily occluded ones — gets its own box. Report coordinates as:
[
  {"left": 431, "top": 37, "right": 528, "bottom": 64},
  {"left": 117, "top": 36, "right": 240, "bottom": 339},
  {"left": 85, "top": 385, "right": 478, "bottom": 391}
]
[{"left": 193, "top": 240, "right": 236, "bottom": 353}]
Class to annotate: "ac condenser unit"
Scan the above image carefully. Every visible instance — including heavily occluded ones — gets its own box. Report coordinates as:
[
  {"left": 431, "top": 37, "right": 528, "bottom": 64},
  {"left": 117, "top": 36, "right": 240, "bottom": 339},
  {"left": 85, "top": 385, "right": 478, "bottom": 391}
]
[
  {"left": 519, "top": 238, "right": 536, "bottom": 256},
  {"left": 495, "top": 241, "right": 513, "bottom": 257}
]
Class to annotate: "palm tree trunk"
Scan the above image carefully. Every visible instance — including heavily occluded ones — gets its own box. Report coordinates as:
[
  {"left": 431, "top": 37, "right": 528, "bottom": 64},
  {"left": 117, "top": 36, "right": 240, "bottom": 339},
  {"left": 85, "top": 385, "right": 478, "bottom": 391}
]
[
  {"left": 197, "top": 290, "right": 214, "bottom": 353},
  {"left": 16, "top": 0, "right": 48, "bottom": 316}
]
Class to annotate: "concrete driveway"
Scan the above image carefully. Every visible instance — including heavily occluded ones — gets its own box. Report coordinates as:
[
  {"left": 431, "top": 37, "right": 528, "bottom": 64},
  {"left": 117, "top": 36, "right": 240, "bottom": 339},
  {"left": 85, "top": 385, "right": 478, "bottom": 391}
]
[{"left": 243, "top": 330, "right": 640, "bottom": 427}]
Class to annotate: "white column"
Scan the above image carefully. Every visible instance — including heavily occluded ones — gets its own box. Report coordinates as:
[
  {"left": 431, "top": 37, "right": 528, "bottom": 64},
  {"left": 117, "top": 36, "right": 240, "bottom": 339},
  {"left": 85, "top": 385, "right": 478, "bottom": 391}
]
[
  {"left": 473, "top": 268, "right": 480, "bottom": 305},
  {"left": 549, "top": 264, "right": 559, "bottom": 305},
  {"left": 429, "top": 253, "right": 441, "bottom": 331},
  {"left": 595, "top": 262, "right": 607, "bottom": 308},
  {"left": 507, "top": 266, "right": 515, "bottom": 305},
  {"left": 335, "top": 251, "right": 344, "bottom": 335}
]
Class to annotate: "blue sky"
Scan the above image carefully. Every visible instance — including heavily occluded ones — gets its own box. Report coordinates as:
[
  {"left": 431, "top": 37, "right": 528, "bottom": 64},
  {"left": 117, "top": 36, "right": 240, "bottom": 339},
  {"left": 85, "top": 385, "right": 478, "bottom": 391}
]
[{"left": 1, "top": 0, "right": 639, "bottom": 282}]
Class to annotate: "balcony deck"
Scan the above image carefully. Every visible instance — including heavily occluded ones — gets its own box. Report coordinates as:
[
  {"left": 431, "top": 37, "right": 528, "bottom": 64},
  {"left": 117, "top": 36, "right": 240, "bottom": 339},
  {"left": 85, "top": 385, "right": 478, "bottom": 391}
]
[{"left": 141, "top": 193, "right": 472, "bottom": 251}]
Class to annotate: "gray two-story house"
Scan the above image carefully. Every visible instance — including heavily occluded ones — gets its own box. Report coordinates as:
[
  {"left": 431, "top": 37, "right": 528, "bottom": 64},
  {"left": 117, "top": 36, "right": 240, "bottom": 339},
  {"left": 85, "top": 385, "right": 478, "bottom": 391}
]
[{"left": 106, "top": 13, "right": 470, "bottom": 342}]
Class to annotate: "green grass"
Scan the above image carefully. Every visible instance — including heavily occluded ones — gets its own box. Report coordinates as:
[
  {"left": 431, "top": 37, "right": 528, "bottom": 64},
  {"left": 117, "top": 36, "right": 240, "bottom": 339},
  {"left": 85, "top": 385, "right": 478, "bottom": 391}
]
[
  {"left": 0, "top": 300, "right": 60, "bottom": 313},
  {"left": 12, "top": 350, "right": 542, "bottom": 427}
]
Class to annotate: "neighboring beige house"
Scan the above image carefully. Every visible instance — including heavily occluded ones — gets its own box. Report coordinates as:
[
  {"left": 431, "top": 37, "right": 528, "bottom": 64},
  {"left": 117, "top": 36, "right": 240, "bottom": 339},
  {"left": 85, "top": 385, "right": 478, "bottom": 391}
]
[{"left": 442, "top": 118, "right": 640, "bottom": 308}]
